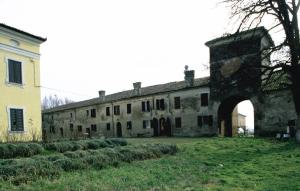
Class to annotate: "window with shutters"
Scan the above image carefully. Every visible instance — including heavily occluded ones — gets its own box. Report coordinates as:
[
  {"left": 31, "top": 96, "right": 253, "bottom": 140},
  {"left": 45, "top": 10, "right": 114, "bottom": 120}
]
[
  {"left": 174, "top": 97, "right": 181, "bottom": 109},
  {"left": 198, "top": 115, "right": 213, "bottom": 128},
  {"left": 91, "top": 109, "right": 96, "bottom": 118},
  {"left": 106, "top": 123, "right": 111, "bottom": 131},
  {"left": 114, "top": 105, "right": 120, "bottom": 115},
  {"left": 201, "top": 93, "right": 209, "bottom": 106},
  {"left": 9, "top": 108, "right": 24, "bottom": 132},
  {"left": 127, "top": 104, "right": 131, "bottom": 114},
  {"left": 141, "top": 101, "right": 150, "bottom": 112},
  {"left": 106, "top": 107, "right": 110, "bottom": 116},
  {"left": 77, "top": 125, "right": 82, "bottom": 132},
  {"left": 127, "top": 121, "right": 132, "bottom": 129},
  {"left": 175, "top": 117, "right": 182, "bottom": 128},
  {"left": 156, "top": 99, "right": 165, "bottom": 110},
  {"left": 91, "top": 124, "right": 97, "bottom": 132},
  {"left": 143, "top": 120, "right": 150, "bottom": 129},
  {"left": 8, "top": 59, "right": 23, "bottom": 84}
]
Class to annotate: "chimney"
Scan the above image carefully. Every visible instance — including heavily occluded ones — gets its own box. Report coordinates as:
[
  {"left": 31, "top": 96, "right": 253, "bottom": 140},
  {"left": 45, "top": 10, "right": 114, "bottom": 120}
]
[
  {"left": 184, "top": 66, "right": 195, "bottom": 87},
  {"left": 133, "top": 82, "right": 141, "bottom": 96},
  {"left": 98, "top": 90, "right": 105, "bottom": 101}
]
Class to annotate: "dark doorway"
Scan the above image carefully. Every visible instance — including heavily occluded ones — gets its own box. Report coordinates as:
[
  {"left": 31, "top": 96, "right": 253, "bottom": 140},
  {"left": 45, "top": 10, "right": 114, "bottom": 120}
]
[
  {"left": 116, "top": 122, "right": 122, "bottom": 137},
  {"left": 165, "top": 117, "right": 172, "bottom": 136},
  {"left": 86, "top": 128, "right": 91, "bottom": 138},
  {"left": 218, "top": 96, "right": 254, "bottom": 137},
  {"left": 152, "top": 118, "right": 159, "bottom": 136},
  {"left": 159, "top": 118, "right": 166, "bottom": 136}
]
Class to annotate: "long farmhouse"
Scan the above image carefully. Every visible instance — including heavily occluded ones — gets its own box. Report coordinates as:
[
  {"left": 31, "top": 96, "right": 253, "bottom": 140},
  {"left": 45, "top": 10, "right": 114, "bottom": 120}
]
[{"left": 42, "top": 27, "right": 297, "bottom": 141}]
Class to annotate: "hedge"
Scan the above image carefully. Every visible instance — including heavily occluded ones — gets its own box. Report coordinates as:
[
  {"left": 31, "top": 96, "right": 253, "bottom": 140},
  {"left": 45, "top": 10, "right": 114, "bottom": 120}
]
[
  {"left": 0, "top": 143, "right": 178, "bottom": 185},
  {"left": 0, "top": 138, "right": 127, "bottom": 159}
]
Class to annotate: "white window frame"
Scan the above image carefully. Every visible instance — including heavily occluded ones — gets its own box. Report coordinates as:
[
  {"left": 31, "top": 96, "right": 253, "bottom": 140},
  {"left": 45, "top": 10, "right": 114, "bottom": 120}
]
[
  {"left": 5, "top": 57, "right": 25, "bottom": 87},
  {"left": 7, "top": 106, "right": 26, "bottom": 133}
]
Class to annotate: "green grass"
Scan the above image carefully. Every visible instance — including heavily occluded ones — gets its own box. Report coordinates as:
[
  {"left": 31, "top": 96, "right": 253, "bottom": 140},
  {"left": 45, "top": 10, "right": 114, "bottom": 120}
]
[{"left": 0, "top": 137, "right": 299, "bottom": 191}]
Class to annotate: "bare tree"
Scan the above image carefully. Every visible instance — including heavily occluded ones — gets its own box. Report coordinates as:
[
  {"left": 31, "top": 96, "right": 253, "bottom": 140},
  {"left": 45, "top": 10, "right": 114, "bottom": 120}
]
[
  {"left": 222, "top": 0, "right": 300, "bottom": 141},
  {"left": 42, "top": 94, "right": 74, "bottom": 110}
]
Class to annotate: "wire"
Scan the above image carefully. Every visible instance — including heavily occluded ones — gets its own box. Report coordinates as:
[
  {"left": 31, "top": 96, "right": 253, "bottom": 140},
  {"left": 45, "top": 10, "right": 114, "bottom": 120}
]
[{"left": 39, "top": 85, "right": 94, "bottom": 97}]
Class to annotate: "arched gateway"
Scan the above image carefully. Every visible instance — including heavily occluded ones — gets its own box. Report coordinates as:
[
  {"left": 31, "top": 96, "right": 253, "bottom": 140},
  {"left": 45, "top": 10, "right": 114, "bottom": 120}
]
[{"left": 205, "top": 27, "right": 297, "bottom": 137}]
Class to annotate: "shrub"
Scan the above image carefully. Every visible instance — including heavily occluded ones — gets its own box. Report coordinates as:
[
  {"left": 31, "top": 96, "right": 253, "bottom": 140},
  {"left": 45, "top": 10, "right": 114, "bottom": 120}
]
[{"left": 28, "top": 143, "right": 44, "bottom": 155}]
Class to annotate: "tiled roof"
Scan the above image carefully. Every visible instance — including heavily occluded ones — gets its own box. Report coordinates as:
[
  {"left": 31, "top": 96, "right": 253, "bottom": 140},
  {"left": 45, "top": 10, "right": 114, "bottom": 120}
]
[
  {"left": 0, "top": 23, "right": 47, "bottom": 42},
  {"left": 43, "top": 77, "right": 210, "bottom": 113}
]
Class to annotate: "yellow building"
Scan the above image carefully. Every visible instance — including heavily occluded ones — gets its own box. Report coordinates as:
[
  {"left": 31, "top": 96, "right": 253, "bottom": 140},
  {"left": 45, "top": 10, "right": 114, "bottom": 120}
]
[{"left": 0, "top": 24, "right": 46, "bottom": 142}]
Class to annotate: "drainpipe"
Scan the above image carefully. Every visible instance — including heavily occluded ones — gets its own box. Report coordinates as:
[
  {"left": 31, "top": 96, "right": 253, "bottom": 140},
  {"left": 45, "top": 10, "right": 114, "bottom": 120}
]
[{"left": 111, "top": 102, "right": 115, "bottom": 137}]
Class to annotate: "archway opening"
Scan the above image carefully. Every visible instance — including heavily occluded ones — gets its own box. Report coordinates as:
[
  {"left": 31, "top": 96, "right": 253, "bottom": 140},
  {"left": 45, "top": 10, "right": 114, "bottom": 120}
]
[{"left": 218, "top": 96, "right": 254, "bottom": 137}]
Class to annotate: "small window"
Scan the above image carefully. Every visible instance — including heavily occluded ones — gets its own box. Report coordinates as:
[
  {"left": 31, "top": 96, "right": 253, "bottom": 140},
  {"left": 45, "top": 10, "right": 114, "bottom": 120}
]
[
  {"left": 127, "top": 121, "right": 132, "bottom": 129},
  {"left": 91, "top": 109, "right": 96, "bottom": 118},
  {"left": 8, "top": 59, "right": 22, "bottom": 84},
  {"left": 127, "top": 104, "right": 131, "bottom": 114},
  {"left": 70, "top": 113, "right": 73, "bottom": 118},
  {"left": 9, "top": 108, "right": 24, "bottom": 132},
  {"left": 175, "top": 117, "right": 181, "bottom": 128},
  {"left": 174, "top": 97, "right": 181, "bottom": 109},
  {"left": 156, "top": 99, "right": 165, "bottom": 110},
  {"left": 141, "top": 101, "right": 150, "bottom": 112},
  {"left": 106, "top": 123, "right": 111, "bottom": 131},
  {"left": 106, "top": 107, "right": 110, "bottom": 116},
  {"left": 114, "top": 105, "right": 120, "bottom": 115},
  {"left": 201, "top": 93, "right": 209, "bottom": 106},
  {"left": 86, "top": 110, "right": 89, "bottom": 116},
  {"left": 143, "top": 120, "right": 150, "bottom": 129},
  {"left": 91, "top": 124, "right": 97, "bottom": 132},
  {"left": 77, "top": 125, "right": 82, "bottom": 132},
  {"left": 70, "top": 124, "right": 74, "bottom": 132}
]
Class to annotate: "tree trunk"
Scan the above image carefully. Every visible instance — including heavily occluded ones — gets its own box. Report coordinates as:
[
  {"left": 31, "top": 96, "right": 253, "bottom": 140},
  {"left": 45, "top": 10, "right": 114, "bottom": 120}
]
[{"left": 296, "top": 114, "right": 300, "bottom": 143}]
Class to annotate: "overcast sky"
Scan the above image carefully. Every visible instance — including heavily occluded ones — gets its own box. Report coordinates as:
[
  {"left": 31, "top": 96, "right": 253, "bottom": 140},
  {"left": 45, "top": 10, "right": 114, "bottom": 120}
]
[{"left": 1, "top": 0, "right": 258, "bottom": 128}]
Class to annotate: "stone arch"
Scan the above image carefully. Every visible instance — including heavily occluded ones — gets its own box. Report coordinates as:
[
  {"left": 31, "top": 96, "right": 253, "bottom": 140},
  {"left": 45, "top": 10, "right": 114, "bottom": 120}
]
[{"left": 217, "top": 95, "right": 256, "bottom": 137}]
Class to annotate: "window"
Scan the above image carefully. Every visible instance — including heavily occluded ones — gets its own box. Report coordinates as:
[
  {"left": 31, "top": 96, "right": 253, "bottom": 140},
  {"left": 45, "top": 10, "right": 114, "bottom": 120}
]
[
  {"left": 174, "top": 97, "right": 181, "bottom": 109},
  {"left": 114, "top": 105, "right": 120, "bottom": 115},
  {"left": 142, "top": 101, "right": 150, "bottom": 112},
  {"left": 156, "top": 99, "right": 165, "bottom": 110},
  {"left": 175, "top": 117, "right": 181, "bottom": 128},
  {"left": 70, "top": 113, "right": 73, "bottom": 118},
  {"left": 91, "top": 109, "right": 96, "bottom": 118},
  {"left": 9, "top": 108, "right": 24, "bottom": 132},
  {"left": 106, "top": 107, "right": 110, "bottom": 116},
  {"left": 50, "top": 125, "right": 55, "bottom": 134},
  {"left": 201, "top": 93, "right": 209, "bottom": 106},
  {"left": 8, "top": 59, "right": 22, "bottom": 84},
  {"left": 86, "top": 110, "right": 89, "bottom": 116},
  {"left": 127, "top": 121, "right": 132, "bottom": 129},
  {"left": 91, "top": 124, "right": 97, "bottom": 132},
  {"left": 69, "top": 124, "right": 74, "bottom": 132},
  {"left": 127, "top": 104, "right": 131, "bottom": 114},
  {"left": 198, "top": 115, "right": 213, "bottom": 128},
  {"left": 106, "top": 123, "right": 111, "bottom": 131},
  {"left": 143, "top": 120, "right": 150, "bottom": 129},
  {"left": 77, "top": 125, "right": 82, "bottom": 132}
]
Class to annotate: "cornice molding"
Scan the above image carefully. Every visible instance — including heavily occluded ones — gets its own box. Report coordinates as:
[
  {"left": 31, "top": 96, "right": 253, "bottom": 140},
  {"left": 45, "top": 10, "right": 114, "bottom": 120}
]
[{"left": 0, "top": 43, "right": 40, "bottom": 59}]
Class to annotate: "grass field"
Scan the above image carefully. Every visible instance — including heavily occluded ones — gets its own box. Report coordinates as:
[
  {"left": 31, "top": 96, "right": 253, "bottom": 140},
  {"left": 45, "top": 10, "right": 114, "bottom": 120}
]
[{"left": 0, "top": 137, "right": 300, "bottom": 191}]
